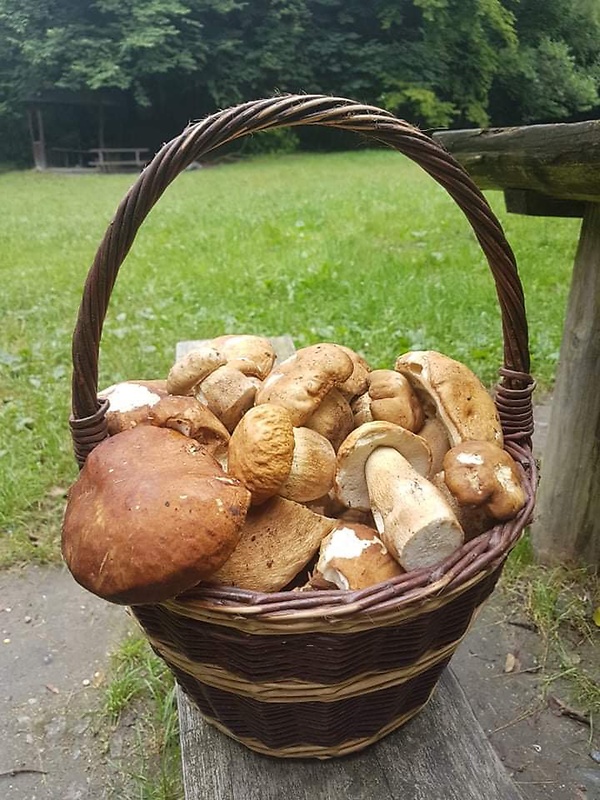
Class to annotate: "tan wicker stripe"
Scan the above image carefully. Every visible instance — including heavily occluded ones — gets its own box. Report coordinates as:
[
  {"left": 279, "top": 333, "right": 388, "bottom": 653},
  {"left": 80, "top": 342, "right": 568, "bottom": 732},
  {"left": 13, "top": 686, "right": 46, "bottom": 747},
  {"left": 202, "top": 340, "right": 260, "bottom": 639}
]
[
  {"left": 162, "top": 567, "right": 492, "bottom": 634},
  {"left": 148, "top": 626, "right": 468, "bottom": 702},
  {"left": 200, "top": 696, "right": 433, "bottom": 758}
]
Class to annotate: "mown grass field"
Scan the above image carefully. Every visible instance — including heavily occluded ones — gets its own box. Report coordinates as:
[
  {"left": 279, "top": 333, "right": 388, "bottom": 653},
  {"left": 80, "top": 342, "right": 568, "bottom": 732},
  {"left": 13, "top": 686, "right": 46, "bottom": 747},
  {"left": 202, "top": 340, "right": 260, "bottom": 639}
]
[{"left": 0, "top": 149, "right": 579, "bottom": 565}]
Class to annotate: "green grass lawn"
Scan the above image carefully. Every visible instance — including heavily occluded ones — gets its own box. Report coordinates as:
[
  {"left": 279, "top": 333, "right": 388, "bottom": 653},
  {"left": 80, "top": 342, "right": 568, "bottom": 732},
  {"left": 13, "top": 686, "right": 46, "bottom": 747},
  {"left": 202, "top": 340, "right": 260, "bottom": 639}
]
[{"left": 0, "top": 149, "right": 580, "bottom": 566}]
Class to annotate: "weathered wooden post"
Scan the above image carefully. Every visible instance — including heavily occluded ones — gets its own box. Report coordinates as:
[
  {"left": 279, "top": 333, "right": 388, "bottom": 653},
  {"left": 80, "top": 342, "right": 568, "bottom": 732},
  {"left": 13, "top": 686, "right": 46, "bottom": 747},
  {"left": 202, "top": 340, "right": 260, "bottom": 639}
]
[{"left": 435, "top": 122, "right": 600, "bottom": 568}]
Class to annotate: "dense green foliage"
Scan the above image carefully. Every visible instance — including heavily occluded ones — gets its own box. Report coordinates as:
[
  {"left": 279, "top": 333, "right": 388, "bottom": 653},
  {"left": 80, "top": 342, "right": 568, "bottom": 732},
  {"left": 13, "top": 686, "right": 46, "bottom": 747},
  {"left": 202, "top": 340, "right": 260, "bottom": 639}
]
[{"left": 1, "top": 0, "right": 600, "bottom": 163}]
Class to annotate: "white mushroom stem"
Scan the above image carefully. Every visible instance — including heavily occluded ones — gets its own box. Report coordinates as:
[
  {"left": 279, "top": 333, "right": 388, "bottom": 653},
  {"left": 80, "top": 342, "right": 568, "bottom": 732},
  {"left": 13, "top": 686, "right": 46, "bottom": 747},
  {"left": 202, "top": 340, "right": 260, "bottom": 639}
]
[{"left": 364, "top": 447, "right": 464, "bottom": 571}]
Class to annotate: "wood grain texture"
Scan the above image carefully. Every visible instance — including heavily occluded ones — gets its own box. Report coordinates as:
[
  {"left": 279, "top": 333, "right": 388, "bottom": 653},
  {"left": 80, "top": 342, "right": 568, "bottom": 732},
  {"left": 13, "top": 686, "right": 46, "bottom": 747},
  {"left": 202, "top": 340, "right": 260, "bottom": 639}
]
[
  {"left": 177, "top": 669, "right": 523, "bottom": 800},
  {"left": 532, "top": 203, "right": 600, "bottom": 566},
  {"left": 434, "top": 121, "right": 600, "bottom": 201}
]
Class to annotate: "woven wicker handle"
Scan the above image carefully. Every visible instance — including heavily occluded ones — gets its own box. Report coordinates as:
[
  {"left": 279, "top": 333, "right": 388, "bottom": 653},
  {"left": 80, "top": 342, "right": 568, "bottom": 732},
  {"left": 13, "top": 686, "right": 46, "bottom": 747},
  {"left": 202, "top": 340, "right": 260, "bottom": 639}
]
[{"left": 70, "top": 94, "right": 533, "bottom": 465}]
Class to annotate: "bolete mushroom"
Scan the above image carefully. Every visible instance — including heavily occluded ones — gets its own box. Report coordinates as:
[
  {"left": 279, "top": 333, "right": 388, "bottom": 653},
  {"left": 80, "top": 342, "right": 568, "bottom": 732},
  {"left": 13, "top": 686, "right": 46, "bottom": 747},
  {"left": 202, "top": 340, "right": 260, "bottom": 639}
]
[
  {"left": 335, "top": 421, "right": 464, "bottom": 571},
  {"left": 210, "top": 334, "right": 276, "bottom": 379},
  {"left": 166, "top": 344, "right": 225, "bottom": 395},
  {"left": 255, "top": 343, "right": 354, "bottom": 426},
  {"left": 433, "top": 440, "right": 526, "bottom": 539},
  {"left": 304, "top": 388, "right": 354, "bottom": 451},
  {"left": 395, "top": 350, "right": 503, "bottom": 449},
  {"left": 278, "top": 428, "right": 337, "bottom": 503},
  {"left": 367, "top": 369, "right": 424, "bottom": 431},
  {"left": 196, "top": 364, "right": 258, "bottom": 432},
  {"left": 99, "top": 379, "right": 168, "bottom": 435},
  {"left": 311, "top": 521, "right": 403, "bottom": 591},
  {"left": 61, "top": 425, "right": 251, "bottom": 605},
  {"left": 207, "top": 496, "right": 337, "bottom": 592}
]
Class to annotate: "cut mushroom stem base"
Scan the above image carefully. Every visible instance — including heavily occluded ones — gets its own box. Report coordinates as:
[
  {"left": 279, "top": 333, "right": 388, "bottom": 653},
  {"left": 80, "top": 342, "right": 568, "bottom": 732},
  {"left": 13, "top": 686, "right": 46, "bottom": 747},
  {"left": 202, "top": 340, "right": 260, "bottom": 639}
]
[{"left": 365, "top": 447, "right": 464, "bottom": 572}]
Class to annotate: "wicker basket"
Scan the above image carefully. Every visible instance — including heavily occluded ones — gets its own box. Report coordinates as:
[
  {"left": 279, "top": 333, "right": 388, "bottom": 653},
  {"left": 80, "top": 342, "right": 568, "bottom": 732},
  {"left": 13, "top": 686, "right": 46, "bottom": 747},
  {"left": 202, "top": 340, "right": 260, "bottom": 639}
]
[{"left": 69, "top": 95, "right": 536, "bottom": 759}]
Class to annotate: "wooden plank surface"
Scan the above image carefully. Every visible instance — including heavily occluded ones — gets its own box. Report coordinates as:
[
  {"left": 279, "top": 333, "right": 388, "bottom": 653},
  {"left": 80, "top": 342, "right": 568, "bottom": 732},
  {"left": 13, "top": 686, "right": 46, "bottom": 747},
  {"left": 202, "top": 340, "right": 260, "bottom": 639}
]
[
  {"left": 434, "top": 120, "right": 600, "bottom": 202},
  {"left": 177, "top": 669, "right": 523, "bottom": 800},
  {"left": 532, "top": 203, "right": 600, "bottom": 566}
]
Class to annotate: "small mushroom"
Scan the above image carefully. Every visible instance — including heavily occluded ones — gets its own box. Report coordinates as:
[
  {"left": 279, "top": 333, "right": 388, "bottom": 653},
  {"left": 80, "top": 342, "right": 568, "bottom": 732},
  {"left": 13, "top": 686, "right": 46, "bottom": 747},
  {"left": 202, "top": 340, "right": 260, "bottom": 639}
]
[
  {"left": 368, "top": 369, "right": 424, "bottom": 431},
  {"left": 195, "top": 365, "right": 258, "bottom": 432},
  {"left": 255, "top": 343, "right": 354, "bottom": 426},
  {"left": 210, "top": 335, "right": 276, "bottom": 379},
  {"left": 207, "top": 496, "right": 337, "bottom": 592},
  {"left": 166, "top": 345, "right": 225, "bottom": 395},
  {"left": 433, "top": 441, "right": 526, "bottom": 539},
  {"left": 335, "top": 421, "right": 464, "bottom": 571},
  {"left": 227, "top": 404, "right": 295, "bottom": 504},
  {"left": 278, "top": 428, "right": 337, "bottom": 503},
  {"left": 61, "top": 426, "right": 251, "bottom": 605},
  {"left": 98, "top": 379, "right": 168, "bottom": 435},
  {"left": 311, "top": 521, "right": 403, "bottom": 591}
]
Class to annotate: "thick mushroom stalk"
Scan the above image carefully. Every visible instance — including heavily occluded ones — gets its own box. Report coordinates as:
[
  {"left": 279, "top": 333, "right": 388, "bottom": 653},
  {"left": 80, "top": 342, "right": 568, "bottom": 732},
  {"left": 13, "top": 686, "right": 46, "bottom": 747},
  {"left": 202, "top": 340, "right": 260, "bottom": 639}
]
[
  {"left": 335, "top": 422, "right": 463, "bottom": 572},
  {"left": 365, "top": 447, "right": 464, "bottom": 571}
]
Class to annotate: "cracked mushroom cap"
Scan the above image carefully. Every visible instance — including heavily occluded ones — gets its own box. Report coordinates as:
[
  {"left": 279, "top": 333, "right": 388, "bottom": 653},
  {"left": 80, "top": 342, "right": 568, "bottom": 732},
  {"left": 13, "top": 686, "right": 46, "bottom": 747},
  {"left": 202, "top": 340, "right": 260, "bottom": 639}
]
[
  {"left": 312, "top": 521, "right": 403, "bottom": 591},
  {"left": 442, "top": 441, "right": 526, "bottom": 521},
  {"left": 395, "top": 351, "right": 503, "bottom": 447},
  {"left": 99, "top": 380, "right": 168, "bottom": 435},
  {"left": 255, "top": 343, "right": 354, "bottom": 426},
  {"left": 335, "top": 421, "right": 432, "bottom": 511},
  {"left": 61, "top": 425, "right": 251, "bottom": 605},
  {"left": 227, "top": 404, "right": 295, "bottom": 504}
]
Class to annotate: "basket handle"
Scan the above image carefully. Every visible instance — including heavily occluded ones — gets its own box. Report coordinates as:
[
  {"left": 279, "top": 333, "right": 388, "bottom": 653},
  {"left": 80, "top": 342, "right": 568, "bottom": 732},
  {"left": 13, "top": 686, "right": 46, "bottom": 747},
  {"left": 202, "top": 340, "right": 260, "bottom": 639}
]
[{"left": 70, "top": 94, "right": 533, "bottom": 465}]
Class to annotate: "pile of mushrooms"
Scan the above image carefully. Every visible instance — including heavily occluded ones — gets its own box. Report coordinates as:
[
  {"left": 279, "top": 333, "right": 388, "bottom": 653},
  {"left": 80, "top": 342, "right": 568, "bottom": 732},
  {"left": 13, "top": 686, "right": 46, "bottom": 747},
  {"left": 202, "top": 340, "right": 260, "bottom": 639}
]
[{"left": 62, "top": 336, "right": 526, "bottom": 605}]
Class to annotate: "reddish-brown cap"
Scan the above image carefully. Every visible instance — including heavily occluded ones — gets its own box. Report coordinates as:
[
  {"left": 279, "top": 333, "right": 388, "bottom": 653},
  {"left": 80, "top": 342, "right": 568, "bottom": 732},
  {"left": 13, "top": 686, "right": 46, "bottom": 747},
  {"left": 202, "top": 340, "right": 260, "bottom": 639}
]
[{"left": 62, "top": 426, "right": 250, "bottom": 605}]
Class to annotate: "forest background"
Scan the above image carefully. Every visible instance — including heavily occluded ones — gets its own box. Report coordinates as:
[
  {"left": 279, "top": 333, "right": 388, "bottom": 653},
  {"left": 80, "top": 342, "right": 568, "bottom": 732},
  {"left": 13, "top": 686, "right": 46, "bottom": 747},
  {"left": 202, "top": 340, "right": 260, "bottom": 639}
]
[{"left": 2, "top": 0, "right": 600, "bottom": 166}]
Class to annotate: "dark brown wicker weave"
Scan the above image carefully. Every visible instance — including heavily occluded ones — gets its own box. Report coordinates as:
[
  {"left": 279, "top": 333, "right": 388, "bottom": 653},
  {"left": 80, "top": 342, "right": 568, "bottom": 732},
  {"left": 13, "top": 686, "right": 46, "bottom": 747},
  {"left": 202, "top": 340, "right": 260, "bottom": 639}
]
[{"left": 69, "top": 95, "right": 536, "bottom": 759}]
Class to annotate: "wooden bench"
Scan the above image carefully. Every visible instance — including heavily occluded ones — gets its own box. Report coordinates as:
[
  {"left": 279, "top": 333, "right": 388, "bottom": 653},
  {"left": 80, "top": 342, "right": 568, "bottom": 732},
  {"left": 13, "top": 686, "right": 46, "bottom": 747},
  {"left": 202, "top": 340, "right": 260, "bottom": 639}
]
[{"left": 175, "top": 337, "right": 523, "bottom": 800}]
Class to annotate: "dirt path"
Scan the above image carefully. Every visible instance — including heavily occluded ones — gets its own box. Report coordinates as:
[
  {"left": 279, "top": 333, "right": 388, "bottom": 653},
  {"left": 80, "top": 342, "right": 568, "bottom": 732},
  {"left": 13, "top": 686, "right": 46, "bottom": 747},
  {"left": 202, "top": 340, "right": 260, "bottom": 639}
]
[{"left": 0, "top": 564, "right": 132, "bottom": 799}]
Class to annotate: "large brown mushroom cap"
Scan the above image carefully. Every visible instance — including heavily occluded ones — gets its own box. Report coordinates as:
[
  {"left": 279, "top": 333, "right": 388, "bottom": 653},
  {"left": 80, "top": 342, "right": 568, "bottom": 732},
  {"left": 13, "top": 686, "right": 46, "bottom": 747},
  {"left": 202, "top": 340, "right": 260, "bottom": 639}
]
[
  {"left": 368, "top": 369, "right": 424, "bottom": 432},
  {"left": 62, "top": 426, "right": 251, "bottom": 605},
  {"left": 395, "top": 350, "right": 503, "bottom": 447}
]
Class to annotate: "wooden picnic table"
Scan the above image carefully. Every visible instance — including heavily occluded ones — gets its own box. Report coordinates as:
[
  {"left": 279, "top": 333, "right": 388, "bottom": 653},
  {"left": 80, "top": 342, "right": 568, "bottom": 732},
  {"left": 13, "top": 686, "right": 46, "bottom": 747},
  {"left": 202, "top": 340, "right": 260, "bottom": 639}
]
[
  {"left": 435, "top": 121, "right": 600, "bottom": 568},
  {"left": 88, "top": 146, "right": 149, "bottom": 172},
  {"left": 174, "top": 336, "right": 524, "bottom": 800}
]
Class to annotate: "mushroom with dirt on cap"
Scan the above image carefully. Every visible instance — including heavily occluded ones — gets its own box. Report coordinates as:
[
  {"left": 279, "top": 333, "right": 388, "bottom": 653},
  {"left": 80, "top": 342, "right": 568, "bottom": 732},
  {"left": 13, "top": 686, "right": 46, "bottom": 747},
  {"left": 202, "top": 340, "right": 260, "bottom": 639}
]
[
  {"left": 432, "top": 440, "right": 526, "bottom": 540},
  {"left": 335, "top": 421, "right": 464, "bottom": 571}
]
